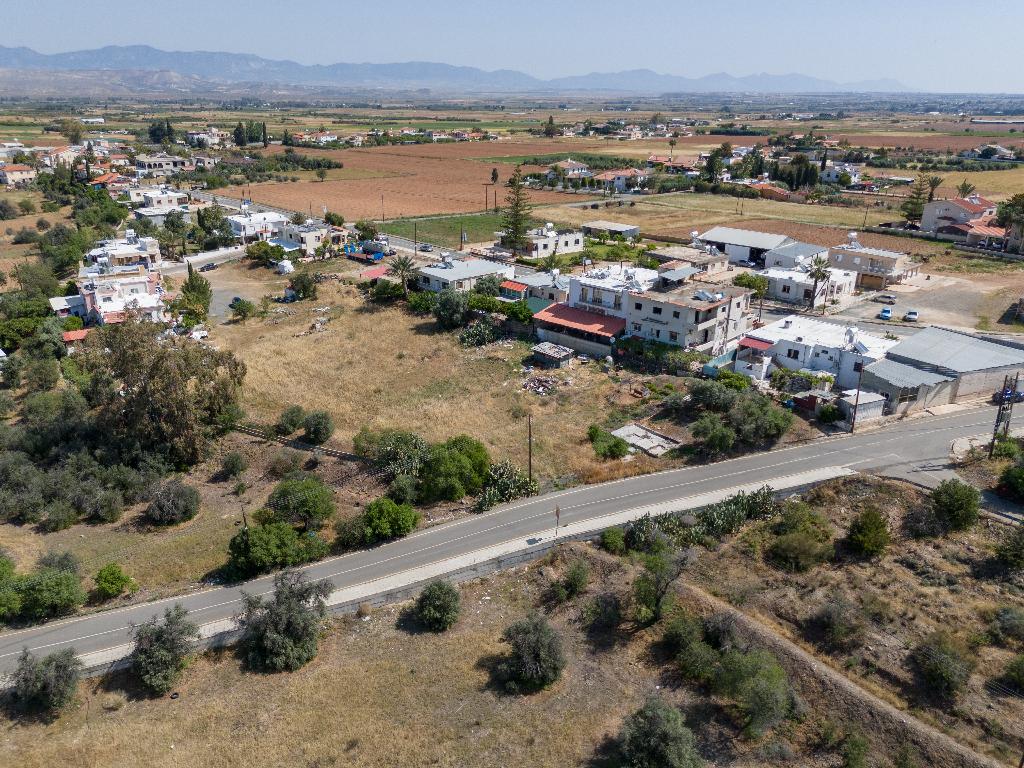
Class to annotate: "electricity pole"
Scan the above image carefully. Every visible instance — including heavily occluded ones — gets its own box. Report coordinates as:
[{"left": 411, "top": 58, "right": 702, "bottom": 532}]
[
  {"left": 990, "top": 372, "right": 1019, "bottom": 457},
  {"left": 527, "top": 413, "right": 533, "bottom": 483},
  {"left": 849, "top": 361, "right": 866, "bottom": 433}
]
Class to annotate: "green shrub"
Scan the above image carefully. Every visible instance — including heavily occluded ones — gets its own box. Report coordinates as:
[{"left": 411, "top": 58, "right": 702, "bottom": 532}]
[
  {"left": 361, "top": 497, "right": 419, "bottom": 544},
  {"left": 11, "top": 648, "right": 82, "bottom": 715},
  {"left": 433, "top": 288, "right": 470, "bottom": 329},
  {"left": 817, "top": 403, "right": 842, "bottom": 424},
  {"left": 996, "top": 524, "right": 1024, "bottom": 571},
  {"left": 716, "top": 370, "right": 750, "bottom": 391},
  {"left": 17, "top": 568, "right": 86, "bottom": 620},
  {"left": 239, "top": 570, "right": 330, "bottom": 672},
  {"left": 93, "top": 563, "right": 135, "bottom": 600},
  {"left": 845, "top": 507, "right": 891, "bottom": 558},
  {"left": 496, "top": 614, "right": 566, "bottom": 693},
  {"left": 41, "top": 502, "right": 77, "bottom": 532},
  {"left": 911, "top": 631, "right": 974, "bottom": 701},
  {"left": 727, "top": 392, "right": 793, "bottom": 446},
  {"left": 624, "top": 514, "right": 670, "bottom": 555},
  {"left": 767, "top": 504, "right": 833, "bottom": 572},
  {"left": 930, "top": 479, "right": 979, "bottom": 532},
  {"left": 687, "top": 380, "right": 738, "bottom": 413},
  {"left": 587, "top": 424, "right": 629, "bottom": 459},
  {"left": 221, "top": 451, "right": 248, "bottom": 479},
  {"left": 474, "top": 459, "right": 537, "bottom": 511},
  {"left": 691, "top": 413, "right": 735, "bottom": 456},
  {"left": 276, "top": 404, "right": 306, "bottom": 435},
  {"left": 1005, "top": 655, "right": 1024, "bottom": 692},
  {"left": 130, "top": 604, "right": 199, "bottom": 695},
  {"left": 562, "top": 559, "right": 589, "bottom": 599},
  {"left": 36, "top": 550, "right": 80, "bottom": 575},
  {"left": 267, "top": 477, "right": 335, "bottom": 530},
  {"left": 415, "top": 581, "right": 461, "bottom": 632},
  {"left": 601, "top": 526, "right": 626, "bottom": 555},
  {"left": 227, "top": 522, "right": 328, "bottom": 577},
  {"left": 677, "top": 639, "right": 720, "bottom": 685},
  {"left": 353, "top": 427, "right": 430, "bottom": 478},
  {"left": 407, "top": 290, "right": 437, "bottom": 315},
  {"left": 583, "top": 592, "right": 623, "bottom": 632},
  {"left": 815, "top": 593, "right": 865, "bottom": 651},
  {"left": 617, "top": 696, "right": 703, "bottom": 768},
  {"left": 1000, "top": 464, "right": 1024, "bottom": 500},
  {"left": 418, "top": 435, "right": 490, "bottom": 502},
  {"left": 145, "top": 479, "right": 200, "bottom": 526},
  {"left": 303, "top": 410, "right": 334, "bottom": 445},
  {"left": 267, "top": 448, "right": 304, "bottom": 478},
  {"left": 841, "top": 731, "right": 870, "bottom": 768},
  {"left": 714, "top": 649, "right": 791, "bottom": 737},
  {"left": 459, "top": 319, "right": 502, "bottom": 347},
  {"left": 386, "top": 473, "right": 418, "bottom": 505},
  {"left": 992, "top": 437, "right": 1021, "bottom": 459},
  {"left": 990, "top": 607, "right": 1024, "bottom": 645}
]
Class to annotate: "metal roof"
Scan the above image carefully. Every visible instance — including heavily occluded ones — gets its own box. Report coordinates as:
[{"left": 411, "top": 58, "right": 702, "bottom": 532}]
[
  {"left": 886, "top": 326, "right": 1024, "bottom": 374},
  {"left": 699, "top": 226, "right": 792, "bottom": 251},
  {"left": 864, "top": 358, "right": 953, "bottom": 389},
  {"left": 763, "top": 240, "right": 827, "bottom": 261},
  {"left": 418, "top": 258, "right": 510, "bottom": 282},
  {"left": 660, "top": 267, "right": 700, "bottom": 282}
]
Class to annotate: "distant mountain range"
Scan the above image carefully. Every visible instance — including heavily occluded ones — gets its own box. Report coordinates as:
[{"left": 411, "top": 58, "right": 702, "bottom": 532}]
[{"left": 0, "top": 45, "right": 910, "bottom": 94}]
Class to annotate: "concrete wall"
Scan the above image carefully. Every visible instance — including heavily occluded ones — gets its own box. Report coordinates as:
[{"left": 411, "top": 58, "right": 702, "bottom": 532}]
[{"left": 535, "top": 327, "right": 612, "bottom": 359}]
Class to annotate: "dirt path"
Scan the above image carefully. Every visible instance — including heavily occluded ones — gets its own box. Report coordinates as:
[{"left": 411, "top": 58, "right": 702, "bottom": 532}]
[{"left": 679, "top": 583, "right": 1010, "bottom": 768}]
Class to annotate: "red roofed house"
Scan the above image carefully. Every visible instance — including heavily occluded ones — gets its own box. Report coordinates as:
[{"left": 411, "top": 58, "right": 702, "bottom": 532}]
[
  {"left": 0, "top": 164, "right": 37, "bottom": 186},
  {"left": 499, "top": 279, "right": 528, "bottom": 301},
  {"left": 921, "top": 194, "right": 997, "bottom": 233},
  {"left": 592, "top": 168, "right": 648, "bottom": 193}
]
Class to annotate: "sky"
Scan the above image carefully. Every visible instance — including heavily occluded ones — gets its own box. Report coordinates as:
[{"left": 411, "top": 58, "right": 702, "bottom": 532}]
[{"left": 3, "top": 0, "right": 1023, "bottom": 93}]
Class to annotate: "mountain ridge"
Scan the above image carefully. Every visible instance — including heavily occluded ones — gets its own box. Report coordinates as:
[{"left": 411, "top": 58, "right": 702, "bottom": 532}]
[{"left": 0, "top": 45, "right": 910, "bottom": 93}]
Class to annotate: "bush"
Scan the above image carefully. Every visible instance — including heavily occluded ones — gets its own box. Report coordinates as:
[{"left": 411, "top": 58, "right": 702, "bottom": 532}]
[
  {"left": 415, "top": 580, "right": 461, "bottom": 632},
  {"left": 687, "top": 380, "right": 738, "bottom": 413},
  {"left": 496, "top": 614, "right": 566, "bottom": 693},
  {"left": 36, "top": 550, "right": 80, "bottom": 575},
  {"left": 17, "top": 568, "right": 86, "bottom": 620},
  {"left": 992, "top": 437, "right": 1021, "bottom": 460},
  {"left": 691, "top": 413, "right": 735, "bottom": 456},
  {"left": 716, "top": 370, "right": 750, "bottom": 391},
  {"left": 911, "top": 631, "right": 974, "bottom": 701},
  {"left": 815, "top": 593, "right": 865, "bottom": 651},
  {"left": 459, "top": 319, "right": 502, "bottom": 347},
  {"left": 267, "top": 448, "right": 303, "bottom": 478},
  {"left": 354, "top": 427, "right": 430, "bottom": 478},
  {"left": 289, "top": 271, "right": 317, "bottom": 300},
  {"left": 227, "top": 522, "right": 327, "bottom": 577},
  {"left": 562, "top": 559, "right": 589, "bottom": 599},
  {"left": 845, "top": 507, "right": 890, "bottom": 558},
  {"left": 11, "top": 648, "right": 82, "bottom": 715},
  {"left": 239, "top": 570, "right": 331, "bottom": 672},
  {"left": 841, "top": 732, "right": 870, "bottom": 768},
  {"left": 145, "top": 479, "right": 200, "bottom": 526},
  {"left": 303, "top": 410, "right": 334, "bottom": 445},
  {"left": 727, "top": 392, "right": 793, "bottom": 446},
  {"left": 1000, "top": 464, "right": 1024, "bottom": 500},
  {"left": 40, "top": 502, "right": 77, "bottom": 532},
  {"left": 94, "top": 563, "right": 135, "bottom": 600},
  {"left": 818, "top": 403, "right": 842, "bottom": 424},
  {"left": 996, "top": 524, "right": 1024, "bottom": 571},
  {"left": 276, "top": 404, "right": 306, "bottom": 435},
  {"left": 418, "top": 435, "right": 490, "bottom": 502},
  {"left": 587, "top": 424, "right": 630, "bottom": 459},
  {"left": 714, "top": 649, "right": 791, "bottom": 737},
  {"left": 678, "top": 638, "right": 720, "bottom": 685},
  {"left": 475, "top": 459, "right": 537, "bottom": 511},
  {"left": 386, "top": 473, "right": 418, "bottom": 505},
  {"left": 624, "top": 514, "right": 670, "bottom": 555},
  {"left": 601, "top": 526, "right": 626, "bottom": 555},
  {"left": 583, "top": 592, "right": 623, "bottom": 632},
  {"left": 618, "top": 696, "right": 703, "bottom": 768},
  {"left": 221, "top": 451, "right": 248, "bottom": 479},
  {"left": 1005, "top": 655, "right": 1024, "bottom": 692},
  {"left": 767, "top": 503, "right": 833, "bottom": 572},
  {"left": 130, "top": 604, "right": 199, "bottom": 695},
  {"left": 361, "top": 497, "right": 419, "bottom": 544},
  {"left": 991, "top": 606, "right": 1024, "bottom": 645},
  {"left": 930, "top": 479, "right": 979, "bottom": 532},
  {"left": 267, "top": 477, "right": 335, "bottom": 530},
  {"left": 406, "top": 290, "right": 437, "bottom": 315},
  {"left": 433, "top": 288, "right": 470, "bottom": 329}
]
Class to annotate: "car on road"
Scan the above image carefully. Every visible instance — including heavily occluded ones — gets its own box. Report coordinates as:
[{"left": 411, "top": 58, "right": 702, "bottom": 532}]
[
  {"left": 736, "top": 259, "right": 757, "bottom": 268},
  {"left": 873, "top": 294, "right": 897, "bottom": 304},
  {"left": 877, "top": 307, "right": 893, "bottom": 320},
  {"left": 419, "top": 243, "right": 433, "bottom": 252},
  {"left": 198, "top": 262, "right": 218, "bottom": 272},
  {"left": 903, "top": 310, "right": 919, "bottom": 322},
  {"left": 993, "top": 388, "right": 1024, "bottom": 404}
]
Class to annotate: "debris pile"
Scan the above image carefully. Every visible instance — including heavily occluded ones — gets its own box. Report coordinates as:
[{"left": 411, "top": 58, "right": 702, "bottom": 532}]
[
  {"left": 295, "top": 315, "right": 331, "bottom": 337},
  {"left": 522, "top": 375, "right": 560, "bottom": 396}
]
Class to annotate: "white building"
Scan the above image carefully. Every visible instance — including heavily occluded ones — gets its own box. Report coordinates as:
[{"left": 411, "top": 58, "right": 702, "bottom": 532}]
[
  {"left": 920, "top": 194, "right": 997, "bottom": 233},
  {"left": 522, "top": 224, "right": 584, "bottom": 258},
  {"left": 416, "top": 257, "right": 514, "bottom": 292},
  {"left": 762, "top": 241, "right": 828, "bottom": 270},
  {"left": 128, "top": 187, "right": 189, "bottom": 208},
  {"left": 734, "top": 315, "right": 898, "bottom": 389},
  {"left": 276, "top": 220, "right": 332, "bottom": 255},
  {"left": 228, "top": 210, "right": 289, "bottom": 241},
  {"left": 85, "top": 231, "right": 162, "bottom": 270},
  {"left": 761, "top": 266, "right": 857, "bottom": 308},
  {"left": 136, "top": 153, "right": 189, "bottom": 177},
  {"left": 697, "top": 226, "right": 794, "bottom": 264},
  {"left": 820, "top": 163, "right": 861, "bottom": 185}
]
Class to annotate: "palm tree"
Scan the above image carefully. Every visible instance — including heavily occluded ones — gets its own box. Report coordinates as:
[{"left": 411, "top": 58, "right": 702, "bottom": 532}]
[
  {"left": 540, "top": 243, "right": 563, "bottom": 273},
  {"left": 807, "top": 255, "right": 831, "bottom": 314},
  {"left": 926, "top": 175, "right": 944, "bottom": 202},
  {"left": 386, "top": 254, "right": 416, "bottom": 300},
  {"left": 956, "top": 179, "right": 977, "bottom": 199},
  {"left": 668, "top": 138, "right": 677, "bottom": 161}
]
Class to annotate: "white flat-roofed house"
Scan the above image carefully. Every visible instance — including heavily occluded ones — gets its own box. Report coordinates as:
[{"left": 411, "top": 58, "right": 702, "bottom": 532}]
[
  {"left": 761, "top": 266, "right": 856, "bottom": 309},
  {"left": 136, "top": 153, "right": 190, "bottom": 177},
  {"left": 820, "top": 163, "right": 862, "bottom": 185},
  {"left": 522, "top": 225, "right": 584, "bottom": 258},
  {"left": 416, "top": 256, "right": 515, "bottom": 292},
  {"left": 276, "top": 220, "right": 332, "bottom": 256},
  {"left": 228, "top": 210, "right": 289, "bottom": 242},
  {"left": 827, "top": 232, "right": 918, "bottom": 289}
]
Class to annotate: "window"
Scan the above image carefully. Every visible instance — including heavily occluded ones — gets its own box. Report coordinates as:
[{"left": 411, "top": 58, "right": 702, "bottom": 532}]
[
  {"left": 579, "top": 287, "right": 588, "bottom": 301},
  {"left": 786, "top": 349, "right": 800, "bottom": 360},
  {"left": 655, "top": 330, "right": 661, "bottom": 338},
  {"left": 853, "top": 361, "right": 863, "bottom": 373},
  {"left": 669, "top": 331, "right": 678, "bottom": 342},
  {"left": 782, "top": 285, "right": 791, "bottom": 294},
  {"left": 574, "top": 238, "right": 580, "bottom": 245},
  {"left": 632, "top": 323, "right": 642, "bottom": 332},
  {"left": 634, "top": 302, "right": 642, "bottom": 310},
  {"left": 672, "top": 310, "right": 680, "bottom": 319},
  {"left": 653, "top": 306, "right": 662, "bottom": 315}
]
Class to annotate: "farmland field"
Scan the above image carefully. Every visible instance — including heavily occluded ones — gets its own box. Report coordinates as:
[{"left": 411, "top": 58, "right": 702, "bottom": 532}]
[{"left": 382, "top": 211, "right": 529, "bottom": 249}]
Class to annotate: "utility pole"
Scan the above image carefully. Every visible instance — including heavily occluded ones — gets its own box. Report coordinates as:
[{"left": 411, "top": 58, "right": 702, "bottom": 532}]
[
  {"left": 849, "top": 360, "right": 866, "bottom": 433},
  {"left": 483, "top": 182, "right": 493, "bottom": 213},
  {"left": 381, "top": 194, "right": 385, "bottom": 228},
  {"left": 990, "top": 372, "right": 1019, "bottom": 457},
  {"left": 527, "top": 413, "right": 533, "bottom": 483},
  {"left": 413, "top": 220, "right": 417, "bottom": 254}
]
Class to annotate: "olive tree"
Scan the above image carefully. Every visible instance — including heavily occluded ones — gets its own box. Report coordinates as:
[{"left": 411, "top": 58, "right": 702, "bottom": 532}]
[
  {"left": 238, "top": 570, "right": 331, "bottom": 672},
  {"left": 130, "top": 605, "right": 199, "bottom": 695}
]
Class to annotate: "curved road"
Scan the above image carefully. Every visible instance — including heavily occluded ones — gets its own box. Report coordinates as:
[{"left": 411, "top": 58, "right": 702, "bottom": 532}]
[{"left": 0, "top": 405, "right": 998, "bottom": 675}]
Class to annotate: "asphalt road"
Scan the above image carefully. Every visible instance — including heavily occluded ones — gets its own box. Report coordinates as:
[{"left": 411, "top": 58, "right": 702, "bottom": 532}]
[{"left": 0, "top": 405, "right": 998, "bottom": 674}]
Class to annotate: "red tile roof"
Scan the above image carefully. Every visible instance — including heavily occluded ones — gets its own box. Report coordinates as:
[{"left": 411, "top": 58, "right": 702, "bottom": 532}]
[
  {"left": 739, "top": 336, "right": 773, "bottom": 351},
  {"left": 951, "top": 197, "right": 995, "bottom": 214},
  {"left": 62, "top": 329, "right": 90, "bottom": 343},
  {"left": 532, "top": 303, "right": 626, "bottom": 338},
  {"left": 1, "top": 164, "right": 33, "bottom": 172},
  {"left": 500, "top": 280, "right": 527, "bottom": 292}
]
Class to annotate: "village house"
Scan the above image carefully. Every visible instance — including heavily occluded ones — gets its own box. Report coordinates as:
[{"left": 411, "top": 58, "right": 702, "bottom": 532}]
[
  {"left": 547, "top": 159, "right": 593, "bottom": 181},
  {"left": 228, "top": 210, "right": 289, "bottom": 241},
  {"left": 276, "top": 220, "right": 332, "bottom": 255},
  {"left": 648, "top": 245, "right": 729, "bottom": 275},
  {"left": 532, "top": 264, "right": 752, "bottom": 358},
  {"left": 186, "top": 126, "right": 230, "bottom": 147},
  {"left": 41, "top": 146, "right": 80, "bottom": 168},
  {"left": 827, "top": 233, "right": 918, "bottom": 289},
  {"left": 581, "top": 220, "right": 641, "bottom": 241},
  {"left": 0, "top": 164, "right": 37, "bottom": 186},
  {"left": 416, "top": 256, "right": 514, "bottom": 293},
  {"left": 762, "top": 241, "right": 829, "bottom": 269},
  {"left": 522, "top": 224, "right": 584, "bottom": 258},
  {"left": 498, "top": 270, "right": 570, "bottom": 310},
  {"left": 959, "top": 144, "right": 1016, "bottom": 161},
  {"left": 129, "top": 188, "right": 189, "bottom": 208},
  {"left": 697, "top": 226, "right": 794, "bottom": 265},
  {"left": 820, "top": 163, "right": 861, "bottom": 185},
  {"left": 592, "top": 168, "right": 648, "bottom": 193},
  {"left": 136, "top": 153, "right": 190, "bottom": 177},
  {"left": 760, "top": 266, "right": 857, "bottom": 308},
  {"left": 734, "top": 315, "right": 897, "bottom": 389},
  {"left": 920, "top": 194, "right": 998, "bottom": 233}
]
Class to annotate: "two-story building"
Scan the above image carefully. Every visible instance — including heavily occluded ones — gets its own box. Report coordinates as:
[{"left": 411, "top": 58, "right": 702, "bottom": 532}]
[
  {"left": 0, "top": 164, "right": 37, "bottom": 186},
  {"left": 920, "top": 194, "right": 998, "bottom": 233},
  {"left": 592, "top": 168, "right": 648, "bottom": 193},
  {"left": 761, "top": 266, "right": 857, "bottom": 308},
  {"left": 827, "top": 233, "right": 918, "bottom": 289},
  {"left": 820, "top": 163, "right": 862, "bottom": 185},
  {"left": 276, "top": 220, "right": 332, "bottom": 255},
  {"left": 136, "top": 153, "right": 190, "bottom": 177},
  {"left": 228, "top": 210, "right": 289, "bottom": 242}
]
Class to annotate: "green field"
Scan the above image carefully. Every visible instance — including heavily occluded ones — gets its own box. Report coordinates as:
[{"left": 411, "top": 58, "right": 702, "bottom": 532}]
[{"left": 383, "top": 211, "right": 536, "bottom": 248}]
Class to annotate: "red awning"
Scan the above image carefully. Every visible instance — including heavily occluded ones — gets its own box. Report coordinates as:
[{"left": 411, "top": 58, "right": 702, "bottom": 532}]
[
  {"left": 62, "top": 329, "right": 90, "bottom": 343},
  {"left": 739, "top": 336, "right": 773, "bottom": 351},
  {"left": 532, "top": 303, "right": 626, "bottom": 338},
  {"left": 500, "top": 280, "right": 527, "bottom": 292}
]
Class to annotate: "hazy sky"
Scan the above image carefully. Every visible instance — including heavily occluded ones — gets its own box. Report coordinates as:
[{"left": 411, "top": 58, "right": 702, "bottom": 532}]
[{"left": 4, "top": 0, "right": 1022, "bottom": 93}]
